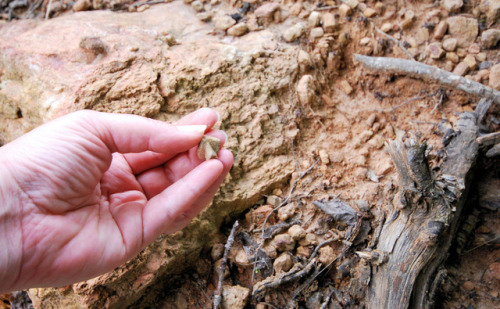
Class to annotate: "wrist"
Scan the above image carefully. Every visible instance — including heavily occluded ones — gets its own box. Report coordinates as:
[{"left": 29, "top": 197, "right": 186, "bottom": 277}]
[{"left": 0, "top": 147, "right": 24, "bottom": 293}]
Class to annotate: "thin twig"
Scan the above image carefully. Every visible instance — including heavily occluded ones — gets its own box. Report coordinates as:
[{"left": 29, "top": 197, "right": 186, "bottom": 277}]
[
  {"left": 384, "top": 91, "right": 439, "bottom": 112},
  {"left": 375, "top": 27, "right": 415, "bottom": 61},
  {"left": 45, "top": 0, "right": 52, "bottom": 19},
  {"left": 355, "top": 54, "right": 500, "bottom": 105},
  {"left": 313, "top": 5, "right": 339, "bottom": 11},
  {"left": 320, "top": 288, "right": 336, "bottom": 309},
  {"left": 214, "top": 220, "right": 239, "bottom": 309},
  {"left": 251, "top": 158, "right": 320, "bottom": 286},
  {"left": 131, "top": 0, "right": 165, "bottom": 8},
  {"left": 430, "top": 90, "right": 445, "bottom": 114},
  {"left": 464, "top": 235, "right": 500, "bottom": 253},
  {"left": 252, "top": 258, "right": 318, "bottom": 296}
]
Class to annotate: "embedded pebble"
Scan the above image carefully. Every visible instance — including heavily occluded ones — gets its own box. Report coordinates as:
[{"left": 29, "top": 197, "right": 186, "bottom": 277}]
[
  {"left": 245, "top": 205, "right": 273, "bottom": 226},
  {"left": 434, "top": 21, "right": 448, "bottom": 40},
  {"left": 442, "top": 0, "right": 463, "bottom": 12},
  {"left": 211, "top": 244, "right": 224, "bottom": 261},
  {"left": 73, "top": 0, "right": 90, "bottom": 11},
  {"left": 288, "top": 224, "right": 306, "bottom": 240},
  {"left": 308, "top": 11, "right": 321, "bottom": 27},
  {"left": 197, "top": 135, "right": 221, "bottom": 160},
  {"left": 277, "top": 203, "right": 296, "bottom": 221},
  {"left": 310, "top": 27, "right": 324, "bottom": 39},
  {"left": 463, "top": 54, "right": 477, "bottom": 69},
  {"left": 296, "top": 246, "right": 312, "bottom": 258},
  {"left": 319, "top": 149, "right": 330, "bottom": 165},
  {"left": 271, "top": 233, "right": 295, "bottom": 252},
  {"left": 227, "top": 23, "right": 248, "bottom": 36},
  {"left": 442, "top": 38, "right": 457, "bottom": 51},
  {"left": 381, "top": 23, "right": 392, "bottom": 33},
  {"left": 476, "top": 52, "right": 487, "bottom": 62},
  {"left": 289, "top": 2, "right": 302, "bottom": 16},
  {"left": 339, "top": 80, "right": 353, "bottom": 94},
  {"left": 214, "top": 15, "right": 236, "bottom": 30},
  {"left": 427, "top": 42, "right": 445, "bottom": 59},
  {"left": 359, "top": 130, "right": 374, "bottom": 142},
  {"left": 463, "top": 281, "right": 476, "bottom": 291},
  {"left": 345, "top": 0, "right": 359, "bottom": 9},
  {"left": 481, "top": 29, "right": 500, "bottom": 49},
  {"left": 447, "top": 16, "right": 478, "bottom": 47},
  {"left": 191, "top": 0, "right": 204, "bottom": 12},
  {"left": 468, "top": 43, "right": 481, "bottom": 54},
  {"left": 360, "top": 37, "right": 371, "bottom": 45},
  {"left": 488, "top": 262, "right": 500, "bottom": 280},
  {"left": 446, "top": 52, "right": 460, "bottom": 63},
  {"left": 298, "top": 50, "right": 312, "bottom": 67},
  {"left": 264, "top": 244, "right": 278, "bottom": 259},
  {"left": 254, "top": 3, "right": 279, "bottom": 19},
  {"left": 197, "top": 12, "right": 212, "bottom": 22},
  {"left": 273, "top": 253, "right": 293, "bottom": 273},
  {"left": 322, "top": 13, "right": 337, "bottom": 33},
  {"left": 222, "top": 285, "right": 250, "bottom": 309},
  {"left": 415, "top": 27, "right": 430, "bottom": 45},
  {"left": 299, "top": 233, "right": 318, "bottom": 246},
  {"left": 339, "top": 4, "right": 352, "bottom": 17},
  {"left": 267, "top": 195, "right": 281, "bottom": 206},
  {"left": 319, "top": 246, "right": 336, "bottom": 265},
  {"left": 489, "top": 63, "right": 500, "bottom": 90},
  {"left": 363, "top": 8, "right": 377, "bottom": 18},
  {"left": 453, "top": 62, "right": 469, "bottom": 76},
  {"left": 234, "top": 248, "right": 250, "bottom": 266},
  {"left": 297, "top": 75, "right": 316, "bottom": 104},
  {"left": 283, "top": 22, "right": 306, "bottom": 42}
]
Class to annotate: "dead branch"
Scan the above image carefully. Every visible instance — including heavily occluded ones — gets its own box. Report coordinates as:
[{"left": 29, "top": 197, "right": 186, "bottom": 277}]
[
  {"left": 486, "top": 143, "right": 500, "bottom": 157},
  {"left": 252, "top": 258, "right": 317, "bottom": 296},
  {"left": 355, "top": 54, "right": 500, "bottom": 105},
  {"left": 262, "top": 219, "right": 302, "bottom": 239},
  {"left": 477, "top": 131, "right": 500, "bottom": 146},
  {"left": 368, "top": 106, "right": 480, "bottom": 308},
  {"left": 213, "top": 220, "right": 239, "bottom": 309}
]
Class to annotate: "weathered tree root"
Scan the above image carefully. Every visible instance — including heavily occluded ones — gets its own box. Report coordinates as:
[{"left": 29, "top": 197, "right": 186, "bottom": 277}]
[
  {"left": 354, "top": 54, "right": 500, "bottom": 105},
  {"left": 368, "top": 104, "right": 481, "bottom": 308}
]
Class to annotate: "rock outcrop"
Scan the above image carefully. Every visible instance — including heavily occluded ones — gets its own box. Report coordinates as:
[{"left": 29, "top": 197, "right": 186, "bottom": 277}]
[{"left": 0, "top": 3, "right": 303, "bottom": 307}]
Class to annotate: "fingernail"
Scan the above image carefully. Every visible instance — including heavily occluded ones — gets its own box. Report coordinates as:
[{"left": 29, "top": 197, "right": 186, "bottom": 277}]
[
  {"left": 177, "top": 125, "right": 207, "bottom": 134},
  {"left": 220, "top": 130, "right": 228, "bottom": 142},
  {"left": 215, "top": 110, "right": 221, "bottom": 122}
]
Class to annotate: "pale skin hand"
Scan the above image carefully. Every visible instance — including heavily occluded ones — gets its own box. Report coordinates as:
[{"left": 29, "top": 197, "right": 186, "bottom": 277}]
[{"left": 0, "top": 108, "right": 233, "bottom": 293}]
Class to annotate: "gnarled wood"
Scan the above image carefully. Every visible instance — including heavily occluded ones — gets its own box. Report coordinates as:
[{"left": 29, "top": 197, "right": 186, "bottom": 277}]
[{"left": 368, "top": 110, "right": 479, "bottom": 309}]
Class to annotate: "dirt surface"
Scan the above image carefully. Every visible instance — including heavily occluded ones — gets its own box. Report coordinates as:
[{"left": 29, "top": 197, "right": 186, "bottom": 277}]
[{"left": 1, "top": 0, "right": 499, "bottom": 308}]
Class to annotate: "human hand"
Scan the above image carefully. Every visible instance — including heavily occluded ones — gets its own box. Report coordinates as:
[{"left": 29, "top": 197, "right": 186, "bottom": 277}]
[{"left": 0, "top": 108, "right": 233, "bottom": 293}]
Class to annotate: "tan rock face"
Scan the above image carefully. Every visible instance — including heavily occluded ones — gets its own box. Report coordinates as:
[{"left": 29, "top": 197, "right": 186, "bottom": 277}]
[{"left": 0, "top": 3, "right": 303, "bottom": 308}]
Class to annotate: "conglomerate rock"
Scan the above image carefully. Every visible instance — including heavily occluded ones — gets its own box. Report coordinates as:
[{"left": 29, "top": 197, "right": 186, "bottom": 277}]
[{"left": 0, "top": 2, "right": 303, "bottom": 308}]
